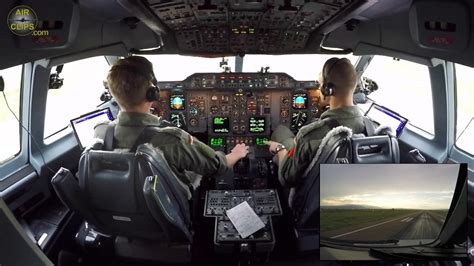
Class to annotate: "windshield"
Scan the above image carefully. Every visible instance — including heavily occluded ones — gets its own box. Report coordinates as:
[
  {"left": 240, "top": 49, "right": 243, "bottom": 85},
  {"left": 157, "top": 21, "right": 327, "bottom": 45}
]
[
  {"left": 242, "top": 54, "right": 358, "bottom": 80},
  {"left": 145, "top": 54, "right": 358, "bottom": 81},
  {"left": 320, "top": 164, "right": 459, "bottom": 245}
]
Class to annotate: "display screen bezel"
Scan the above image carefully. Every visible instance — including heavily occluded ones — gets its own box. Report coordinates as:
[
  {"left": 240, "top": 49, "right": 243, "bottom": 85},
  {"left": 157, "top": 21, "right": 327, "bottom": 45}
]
[
  {"left": 170, "top": 94, "right": 186, "bottom": 110},
  {"left": 248, "top": 116, "right": 266, "bottom": 134},
  {"left": 292, "top": 93, "right": 308, "bottom": 109},
  {"left": 365, "top": 103, "right": 409, "bottom": 137},
  {"left": 210, "top": 137, "right": 225, "bottom": 147},
  {"left": 212, "top": 116, "right": 230, "bottom": 134},
  {"left": 70, "top": 107, "right": 114, "bottom": 149}
]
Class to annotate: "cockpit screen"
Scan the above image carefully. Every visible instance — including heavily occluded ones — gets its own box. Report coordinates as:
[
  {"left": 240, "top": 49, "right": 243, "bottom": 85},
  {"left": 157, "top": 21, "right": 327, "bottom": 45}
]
[
  {"left": 212, "top": 117, "right": 230, "bottom": 133},
  {"left": 170, "top": 94, "right": 185, "bottom": 110},
  {"left": 210, "top": 137, "right": 224, "bottom": 147},
  {"left": 249, "top": 117, "right": 266, "bottom": 133},
  {"left": 255, "top": 137, "right": 269, "bottom": 146},
  {"left": 366, "top": 103, "right": 408, "bottom": 137},
  {"left": 292, "top": 93, "right": 307, "bottom": 109},
  {"left": 70, "top": 108, "right": 113, "bottom": 149}
]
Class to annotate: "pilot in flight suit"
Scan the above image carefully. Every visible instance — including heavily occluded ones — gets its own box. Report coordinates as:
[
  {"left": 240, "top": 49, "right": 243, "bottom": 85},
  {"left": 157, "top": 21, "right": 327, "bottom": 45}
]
[
  {"left": 94, "top": 56, "right": 249, "bottom": 198},
  {"left": 268, "top": 57, "right": 365, "bottom": 186}
]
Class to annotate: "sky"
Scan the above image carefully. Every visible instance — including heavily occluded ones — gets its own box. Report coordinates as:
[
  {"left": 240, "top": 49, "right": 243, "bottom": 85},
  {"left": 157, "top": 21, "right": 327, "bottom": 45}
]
[
  {"left": 320, "top": 164, "right": 460, "bottom": 210},
  {"left": 145, "top": 54, "right": 359, "bottom": 81}
]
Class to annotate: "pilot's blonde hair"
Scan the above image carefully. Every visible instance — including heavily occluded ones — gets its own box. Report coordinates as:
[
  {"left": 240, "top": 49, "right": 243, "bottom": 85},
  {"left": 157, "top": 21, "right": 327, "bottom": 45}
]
[
  {"left": 322, "top": 57, "right": 357, "bottom": 96},
  {"left": 107, "top": 56, "right": 155, "bottom": 110}
]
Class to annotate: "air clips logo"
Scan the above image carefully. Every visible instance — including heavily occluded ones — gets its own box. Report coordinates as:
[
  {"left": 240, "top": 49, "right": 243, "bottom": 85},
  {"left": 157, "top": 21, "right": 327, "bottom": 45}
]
[{"left": 7, "top": 5, "right": 48, "bottom": 36}]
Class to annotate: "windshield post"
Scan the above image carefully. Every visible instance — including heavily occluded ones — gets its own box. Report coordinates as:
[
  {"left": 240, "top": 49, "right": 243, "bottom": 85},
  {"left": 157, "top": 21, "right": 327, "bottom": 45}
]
[{"left": 235, "top": 55, "right": 244, "bottom": 73}]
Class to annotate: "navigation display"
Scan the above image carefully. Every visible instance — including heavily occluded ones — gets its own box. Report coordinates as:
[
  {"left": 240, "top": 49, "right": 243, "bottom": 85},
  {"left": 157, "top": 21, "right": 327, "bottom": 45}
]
[
  {"left": 212, "top": 117, "right": 230, "bottom": 133},
  {"left": 366, "top": 103, "right": 408, "bottom": 137},
  {"left": 170, "top": 94, "right": 185, "bottom": 110},
  {"left": 292, "top": 93, "right": 307, "bottom": 109},
  {"left": 249, "top": 117, "right": 266, "bottom": 133}
]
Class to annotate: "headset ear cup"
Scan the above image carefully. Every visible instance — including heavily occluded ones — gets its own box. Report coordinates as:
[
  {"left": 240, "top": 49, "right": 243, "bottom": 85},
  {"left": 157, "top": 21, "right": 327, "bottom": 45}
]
[
  {"left": 146, "top": 86, "right": 160, "bottom": 101},
  {"left": 322, "top": 82, "right": 335, "bottom": 96}
]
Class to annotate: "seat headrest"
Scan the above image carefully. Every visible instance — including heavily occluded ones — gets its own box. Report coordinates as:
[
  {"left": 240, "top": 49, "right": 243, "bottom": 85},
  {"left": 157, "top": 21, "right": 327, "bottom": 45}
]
[
  {"left": 80, "top": 150, "right": 138, "bottom": 213},
  {"left": 351, "top": 135, "right": 400, "bottom": 163}
]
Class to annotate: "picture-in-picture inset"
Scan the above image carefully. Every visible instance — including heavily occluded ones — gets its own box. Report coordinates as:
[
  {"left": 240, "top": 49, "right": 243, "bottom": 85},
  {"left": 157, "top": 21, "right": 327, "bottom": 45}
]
[{"left": 320, "top": 164, "right": 468, "bottom": 261}]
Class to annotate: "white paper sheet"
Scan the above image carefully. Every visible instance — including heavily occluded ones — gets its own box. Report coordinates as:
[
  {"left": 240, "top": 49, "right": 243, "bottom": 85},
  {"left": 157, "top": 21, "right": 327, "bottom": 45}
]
[{"left": 226, "top": 201, "right": 265, "bottom": 238}]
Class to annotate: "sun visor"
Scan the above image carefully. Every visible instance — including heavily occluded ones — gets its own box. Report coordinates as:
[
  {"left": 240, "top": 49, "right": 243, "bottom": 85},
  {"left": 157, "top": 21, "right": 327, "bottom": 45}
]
[
  {"left": 409, "top": 0, "right": 470, "bottom": 52},
  {"left": 7, "top": 1, "right": 79, "bottom": 50}
]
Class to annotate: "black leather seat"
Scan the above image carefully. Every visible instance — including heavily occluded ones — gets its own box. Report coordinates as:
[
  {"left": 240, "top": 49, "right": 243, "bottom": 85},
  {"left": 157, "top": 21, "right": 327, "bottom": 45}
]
[
  {"left": 51, "top": 143, "right": 192, "bottom": 263},
  {"left": 287, "top": 124, "right": 400, "bottom": 253}
]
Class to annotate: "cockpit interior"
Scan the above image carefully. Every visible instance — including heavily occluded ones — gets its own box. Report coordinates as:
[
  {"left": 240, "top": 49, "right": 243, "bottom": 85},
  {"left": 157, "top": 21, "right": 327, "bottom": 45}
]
[{"left": 0, "top": 0, "right": 473, "bottom": 265}]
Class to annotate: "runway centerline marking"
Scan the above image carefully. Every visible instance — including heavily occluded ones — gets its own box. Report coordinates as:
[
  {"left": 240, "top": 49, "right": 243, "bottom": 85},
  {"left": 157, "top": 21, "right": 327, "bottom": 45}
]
[{"left": 330, "top": 213, "right": 420, "bottom": 239}]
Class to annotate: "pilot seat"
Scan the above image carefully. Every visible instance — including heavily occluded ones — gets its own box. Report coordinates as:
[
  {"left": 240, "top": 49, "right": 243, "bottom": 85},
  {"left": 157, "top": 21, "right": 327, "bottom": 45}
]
[
  {"left": 284, "top": 118, "right": 400, "bottom": 253},
  {"left": 51, "top": 139, "right": 193, "bottom": 264}
]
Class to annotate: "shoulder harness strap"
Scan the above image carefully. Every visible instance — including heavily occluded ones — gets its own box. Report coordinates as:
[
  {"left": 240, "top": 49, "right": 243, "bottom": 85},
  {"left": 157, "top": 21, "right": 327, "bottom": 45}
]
[
  {"left": 130, "top": 126, "right": 162, "bottom": 152},
  {"left": 104, "top": 123, "right": 116, "bottom": 151},
  {"left": 130, "top": 121, "right": 175, "bottom": 152},
  {"left": 363, "top": 116, "right": 375, "bottom": 136},
  {"left": 324, "top": 117, "right": 340, "bottom": 129}
]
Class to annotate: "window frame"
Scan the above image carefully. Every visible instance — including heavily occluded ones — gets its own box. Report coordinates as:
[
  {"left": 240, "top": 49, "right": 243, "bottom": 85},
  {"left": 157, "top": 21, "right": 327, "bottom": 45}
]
[
  {"left": 0, "top": 63, "right": 30, "bottom": 184},
  {"left": 42, "top": 56, "right": 111, "bottom": 140},
  {"left": 358, "top": 55, "right": 450, "bottom": 163},
  {"left": 0, "top": 65, "right": 24, "bottom": 164},
  {"left": 361, "top": 55, "right": 435, "bottom": 136},
  {"left": 453, "top": 63, "right": 474, "bottom": 157}
]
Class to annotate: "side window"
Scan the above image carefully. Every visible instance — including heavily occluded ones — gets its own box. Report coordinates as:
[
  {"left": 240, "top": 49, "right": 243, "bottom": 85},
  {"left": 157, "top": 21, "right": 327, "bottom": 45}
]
[
  {"left": 363, "top": 56, "right": 434, "bottom": 135},
  {"left": 0, "top": 65, "right": 23, "bottom": 164},
  {"left": 454, "top": 63, "right": 474, "bottom": 155},
  {"left": 44, "top": 56, "right": 109, "bottom": 139}
]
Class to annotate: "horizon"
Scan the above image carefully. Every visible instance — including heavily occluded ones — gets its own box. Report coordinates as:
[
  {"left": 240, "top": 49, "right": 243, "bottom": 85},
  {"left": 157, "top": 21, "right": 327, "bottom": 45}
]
[
  {"left": 320, "top": 164, "right": 459, "bottom": 210},
  {"left": 320, "top": 205, "right": 449, "bottom": 210}
]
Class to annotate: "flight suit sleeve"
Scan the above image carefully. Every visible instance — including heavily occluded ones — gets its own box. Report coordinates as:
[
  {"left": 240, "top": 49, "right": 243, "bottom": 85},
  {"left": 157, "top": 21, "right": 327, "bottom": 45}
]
[
  {"left": 160, "top": 130, "right": 229, "bottom": 179},
  {"left": 278, "top": 135, "right": 316, "bottom": 187}
]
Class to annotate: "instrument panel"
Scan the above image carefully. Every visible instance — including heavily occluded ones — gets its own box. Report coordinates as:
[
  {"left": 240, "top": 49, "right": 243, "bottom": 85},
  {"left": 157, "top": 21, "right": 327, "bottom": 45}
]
[{"left": 152, "top": 72, "right": 321, "bottom": 153}]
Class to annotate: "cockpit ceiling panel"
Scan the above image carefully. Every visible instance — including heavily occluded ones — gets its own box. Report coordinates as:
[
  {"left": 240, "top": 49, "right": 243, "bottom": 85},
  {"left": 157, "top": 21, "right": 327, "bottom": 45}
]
[{"left": 146, "top": 0, "right": 364, "bottom": 53}]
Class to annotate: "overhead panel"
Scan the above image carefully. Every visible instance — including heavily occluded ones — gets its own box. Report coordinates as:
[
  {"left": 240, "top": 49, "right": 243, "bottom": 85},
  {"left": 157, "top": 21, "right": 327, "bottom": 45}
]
[{"left": 146, "top": 0, "right": 363, "bottom": 53}]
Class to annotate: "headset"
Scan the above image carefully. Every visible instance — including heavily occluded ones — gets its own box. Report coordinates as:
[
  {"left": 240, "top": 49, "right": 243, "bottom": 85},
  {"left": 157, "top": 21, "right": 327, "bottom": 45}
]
[
  {"left": 321, "top": 58, "right": 344, "bottom": 97},
  {"left": 145, "top": 73, "right": 160, "bottom": 102}
]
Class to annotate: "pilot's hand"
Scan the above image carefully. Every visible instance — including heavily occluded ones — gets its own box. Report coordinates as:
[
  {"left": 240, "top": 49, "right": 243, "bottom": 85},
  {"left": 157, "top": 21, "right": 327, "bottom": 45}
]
[
  {"left": 231, "top": 143, "right": 250, "bottom": 160},
  {"left": 225, "top": 143, "right": 249, "bottom": 168},
  {"left": 266, "top": 140, "right": 282, "bottom": 154}
]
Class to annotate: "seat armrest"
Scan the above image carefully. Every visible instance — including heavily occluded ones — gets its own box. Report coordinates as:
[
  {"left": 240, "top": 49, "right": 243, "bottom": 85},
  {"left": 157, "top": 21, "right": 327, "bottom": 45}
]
[{"left": 51, "top": 168, "right": 101, "bottom": 228}]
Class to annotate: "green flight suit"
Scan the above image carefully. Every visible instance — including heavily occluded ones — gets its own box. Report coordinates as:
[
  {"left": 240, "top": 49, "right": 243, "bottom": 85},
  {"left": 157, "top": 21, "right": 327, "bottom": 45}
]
[
  {"left": 271, "top": 106, "right": 365, "bottom": 186},
  {"left": 94, "top": 112, "right": 229, "bottom": 198}
]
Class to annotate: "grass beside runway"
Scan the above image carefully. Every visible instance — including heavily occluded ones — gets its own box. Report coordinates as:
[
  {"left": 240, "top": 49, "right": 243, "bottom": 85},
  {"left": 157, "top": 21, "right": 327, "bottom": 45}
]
[
  {"left": 430, "top": 209, "right": 449, "bottom": 219},
  {"left": 320, "top": 209, "right": 421, "bottom": 232}
]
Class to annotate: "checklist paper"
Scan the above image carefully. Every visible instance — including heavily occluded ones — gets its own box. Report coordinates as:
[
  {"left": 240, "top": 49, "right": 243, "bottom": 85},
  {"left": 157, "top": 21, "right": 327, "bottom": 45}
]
[{"left": 226, "top": 201, "right": 265, "bottom": 239}]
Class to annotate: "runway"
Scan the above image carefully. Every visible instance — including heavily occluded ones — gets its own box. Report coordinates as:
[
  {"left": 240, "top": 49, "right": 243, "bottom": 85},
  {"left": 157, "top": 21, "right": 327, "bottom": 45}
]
[{"left": 322, "top": 210, "right": 446, "bottom": 241}]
